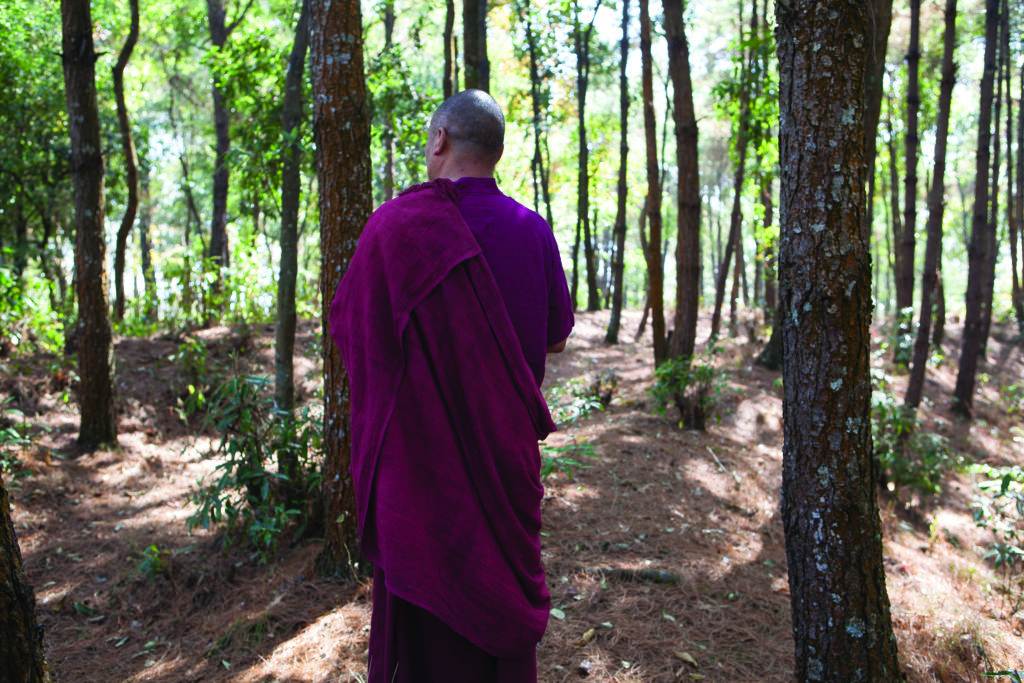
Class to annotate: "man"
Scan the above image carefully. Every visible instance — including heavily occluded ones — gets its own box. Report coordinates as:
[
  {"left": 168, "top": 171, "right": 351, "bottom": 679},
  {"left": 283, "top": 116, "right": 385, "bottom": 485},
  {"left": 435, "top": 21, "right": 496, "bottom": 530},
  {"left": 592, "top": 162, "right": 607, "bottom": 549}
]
[{"left": 328, "top": 89, "right": 574, "bottom": 682}]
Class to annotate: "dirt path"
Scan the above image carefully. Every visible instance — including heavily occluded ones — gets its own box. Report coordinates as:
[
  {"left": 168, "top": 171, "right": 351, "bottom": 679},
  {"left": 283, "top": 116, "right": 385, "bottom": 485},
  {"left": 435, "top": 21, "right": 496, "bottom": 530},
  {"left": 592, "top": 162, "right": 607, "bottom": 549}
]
[{"left": 3, "top": 310, "right": 1023, "bottom": 681}]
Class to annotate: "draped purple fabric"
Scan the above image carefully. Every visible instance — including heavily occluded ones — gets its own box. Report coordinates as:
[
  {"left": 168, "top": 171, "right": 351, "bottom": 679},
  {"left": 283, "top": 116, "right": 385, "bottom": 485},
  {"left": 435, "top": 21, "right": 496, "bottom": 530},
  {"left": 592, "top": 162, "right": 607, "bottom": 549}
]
[{"left": 328, "top": 178, "right": 557, "bottom": 668}]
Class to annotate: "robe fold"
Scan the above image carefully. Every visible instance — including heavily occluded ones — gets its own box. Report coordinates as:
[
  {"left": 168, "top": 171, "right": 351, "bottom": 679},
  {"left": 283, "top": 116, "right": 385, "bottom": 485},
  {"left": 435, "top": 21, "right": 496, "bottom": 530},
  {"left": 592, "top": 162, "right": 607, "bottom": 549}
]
[{"left": 328, "top": 178, "right": 557, "bottom": 675}]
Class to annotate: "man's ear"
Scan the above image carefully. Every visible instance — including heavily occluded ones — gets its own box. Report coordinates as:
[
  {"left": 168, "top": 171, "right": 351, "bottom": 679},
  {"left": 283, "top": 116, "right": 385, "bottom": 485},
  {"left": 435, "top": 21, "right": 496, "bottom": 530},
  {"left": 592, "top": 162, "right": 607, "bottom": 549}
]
[
  {"left": 494, "top": 144, "right": 504, "bottom": 164},
  {"left": 433, "top": 126, "right": 448, "bottom": 156}
]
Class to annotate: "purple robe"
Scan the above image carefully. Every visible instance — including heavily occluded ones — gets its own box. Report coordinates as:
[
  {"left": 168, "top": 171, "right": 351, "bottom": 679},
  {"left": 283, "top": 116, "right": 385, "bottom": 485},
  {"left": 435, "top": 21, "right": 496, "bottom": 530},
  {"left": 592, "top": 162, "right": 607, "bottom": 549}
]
[{"left": 328, "top": 178, "right": 570, "bottom": 681}]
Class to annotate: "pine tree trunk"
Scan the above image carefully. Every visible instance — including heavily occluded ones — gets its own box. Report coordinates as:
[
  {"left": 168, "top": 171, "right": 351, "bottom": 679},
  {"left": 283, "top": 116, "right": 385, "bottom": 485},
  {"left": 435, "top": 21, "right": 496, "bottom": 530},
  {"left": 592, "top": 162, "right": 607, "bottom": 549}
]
[
  {"left": 1015, "top": 59, "right": 1024, "bottom": 335},
  {"left": 381, "top": 1, "right": 395, "bottom": 201},
  {"left": 138, "top": 168, "right": 157, "bottom": 322},
  {"left": 1, "top": 474, "right": 50, "bottom": 683},
  {"left": 663, "top": 0, "right": 700, "bottom": 360},
  {"left": 954, "top": 0, "right": 999, "bottom": 415},
  {"left": 62, "top": 0, "right": 117, "bottom": 450},
  {"left": 574, "top": 3, "right": 601, "bottom": 313},
  {"left": 640, "top": 0, "right": 667, "bottom": 364},
  {"left": 710, "top": 3, "right": 751, "bottom": 341},
  {"left": 862, "top": 0, "right": 895, "bottom": 242},
  {"left": 310, "top": 0, "right": 371, "bottom": 577},
  {"left": 275, "top": 0, "right": 310, "bottom": 424},
  {"left": 206, "top": 0, "right": 233, "bottom": 284},
  {"left": 905, "top": 0, "right": 956, "bottom": 412},
  {"left": 895, "top": 0, "right": 921, "bottom": 365},
  {"left": 979, "top": 0, "right": 1005, "bottom": 359},
  {"left": 463, "top": 0, "right": 489, "bottom": 91},
  {"left": 776, "top": 0, "right": 905, "bottom": 678},
  {"left": 443, "top": 0, "right": 455, "bottom": 97},
  {"left": 112, "top": 0, "right": 140, "bottom": 322},
  {"left": 606, "top": 0, "right": 631, "bottom": 344}
]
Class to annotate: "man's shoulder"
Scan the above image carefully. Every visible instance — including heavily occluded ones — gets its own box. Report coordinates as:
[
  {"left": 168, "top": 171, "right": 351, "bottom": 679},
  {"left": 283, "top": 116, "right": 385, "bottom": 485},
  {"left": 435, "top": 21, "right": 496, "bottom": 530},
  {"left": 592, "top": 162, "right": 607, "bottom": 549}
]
[{"left": 494, "top": 194, "right": 553, "bottom": 235}]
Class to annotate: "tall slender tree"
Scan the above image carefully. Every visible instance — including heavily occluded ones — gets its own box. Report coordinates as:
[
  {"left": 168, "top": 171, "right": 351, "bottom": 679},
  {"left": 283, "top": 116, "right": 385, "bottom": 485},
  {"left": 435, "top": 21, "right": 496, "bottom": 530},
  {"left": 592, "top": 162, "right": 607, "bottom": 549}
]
[
  {"left": 1, "top": 474, "right": 49, "bottom": 683},
  {"left": 663, "top": 0, "right": 700, "bottom": 360},
  {"left": 709, "top": 2, "right": 752, "bottom": 342},
  {"left": 274, "top": 0, "right": 310, "bottom": 423},
  {"left": 1015, "top": 55, "right": 1024, "bottom": 333},
  {"left": 573, "top": 0, "right": 603, "bottom": 312},
  {"left": 606, "top": 0, "right": 631, "bottom": 344},
  {"left": 980, "top": 0, "right": 1006, "bottom": 358},
  {"left": 905, "top": 0, "right": 957, "bottom": 412},
  {"left": 515, "top": 0, "right": 556, "bottom": 231},
  {"left": 895, "top": 0, "right": 922, "bottom": 364},
  {"left": 205, "top": 0, "right": 255, "bottom": 285},
  {"left": 62, "top": 0, "right": 117, "bottom": 450},
  {"left": 954, "top": 0, "right": 999, "bottom": 416},
  {"left": 639, "top": 0, "right": 666, "bottom": 363},
  {"left": 861, "top": 0, "right": 895, "bottom": 242},
  {"left": 444, "top": 0, "right": 455, "bottom": 97},
  {"left": 463, "top": 0, "right": 489, "bottom": 91},
  {"left": 776, "top": 0, "right": 904, "bottom": 678},
  {"left": 310, "top": 0, "right": 372, "bottom": 576},
  {"left": 111, "top": 0, "right": 140, "bottom": 322}
]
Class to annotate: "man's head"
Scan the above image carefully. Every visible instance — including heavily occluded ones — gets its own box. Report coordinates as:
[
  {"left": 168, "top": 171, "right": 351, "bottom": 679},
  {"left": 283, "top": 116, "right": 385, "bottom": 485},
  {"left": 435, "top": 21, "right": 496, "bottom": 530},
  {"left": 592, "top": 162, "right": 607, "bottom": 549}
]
[{"left": 425, "top": 89, "right": 505, "bottom": 181}]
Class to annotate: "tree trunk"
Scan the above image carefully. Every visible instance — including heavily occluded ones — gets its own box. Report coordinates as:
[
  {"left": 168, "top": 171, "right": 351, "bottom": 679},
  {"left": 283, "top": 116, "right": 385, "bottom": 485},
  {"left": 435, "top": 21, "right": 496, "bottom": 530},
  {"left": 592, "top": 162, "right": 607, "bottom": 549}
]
[
  {"left": 639, "top": 0, "right": 667, "bottom": 364},
  {"left": 894, "top": 0, "right": 921, "bottom": 365},
  {"left": 979, "top": 0, "right": 1005, "bottom": 360},
  {"left": 444, "top": 0, "right": 455, "bottom": 97},
  {"left": 310, "top": 0, "right": 371, "bottom": 577},
  {"left": 776, "top": 0, "right": 905, "bottom": 678},
  {"left": 0, "top": 475, "right": 50, "bottom": 683},
  {"left": 711, "top": 2, "right": 752, "bottom": 341},
  {"left": 275, "top": 0, "right": 309, "bottom": 418},
  {"left": 574, "top": 1, "right": 602, "bottom": 313},
  {"left": 111, "top": 0, "right": 139, "bottom": 323},
  {"left": 274, "top": 0, "right": 311, "bottom": 501},
  {"left": 381, "top": 0, "right": 395, "bottom": 201},
  {"left": 606, "top": 0, "right": 630, "bottom": 345},
  {"left": 663, "top": 0, "right": 700, "bottom": 360},
  {"left": 861, "top": 0, "right": 894, "bottom": 242},
  {"left": 138, "top": 167, "right": 157, "bottom": 322},
  {"left": 517, "top": 1, "right": 555, "bottom": 231},
  {"left": 1015, "top": 58, "right": 1024, "bottom": 335},
  {"left": 62, "top": 0, "right": 117, "bottom": 451},
  {"left": 206, "top": 0, "right": 233, "bottom": 283},
  {"left": 954, "top": 0, "right": 999, "bottom": 416},
  {"left": 905, "top": 0, "right": 956, "bottom": 412},
  {"left": 463, "top": 0, "right": 489, "bottom": 91}
]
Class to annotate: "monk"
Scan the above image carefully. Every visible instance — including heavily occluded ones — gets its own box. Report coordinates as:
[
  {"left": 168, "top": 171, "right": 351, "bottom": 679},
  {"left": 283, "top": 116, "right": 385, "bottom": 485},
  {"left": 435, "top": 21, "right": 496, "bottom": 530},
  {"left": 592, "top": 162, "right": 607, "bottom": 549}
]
[{"left": 328, "top": 89, "right": 574, "bottom": 682}]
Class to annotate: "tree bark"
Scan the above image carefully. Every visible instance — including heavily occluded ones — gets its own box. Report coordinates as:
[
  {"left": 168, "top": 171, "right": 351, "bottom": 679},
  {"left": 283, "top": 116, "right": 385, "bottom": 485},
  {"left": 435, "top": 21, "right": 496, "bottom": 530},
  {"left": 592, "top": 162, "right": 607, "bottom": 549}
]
[
  {"left": 381, "top": 0, "right": 395, "bottom": 201},
  {"left": 444, "top": 0, "right": 455, "bottom": 97},
  {"left": 463, "top": 0, "right": 489, "bottom": 91},
  {"left": 861, "top": 0, "right": 894, "bottom": 243},
  {"left": 111, "top": 0, "right": 140, "bottom": 322},
  {"left": 776, "top": 0, "right": 904, "bottom": 678},
  {"left": 310, "top": 0, "right": 371, "bottom": 577},
  {"left": 1, "top": 474, "right": 50, "bottom": 683},
  {"left": 516, "top": 1, "right": 555, "bottom": 231},
  {"left": 663, "top": 0, "right": 700, "bottom": 360},
  {"left": 954, "top": 0, "right": 999, "bottom": 416},
  {"left": 574, "top": 0, "right": 602, "bottom": 313},
  {"left": 894, "top": 0, "right": 921, "bottom": 364},
  {"left": 62, "top": 0, "right": 117, "bottom": 450},
  {"left": 606, "top": 0, "right": 631, "bottom": 344},
  {"left": 275, "top": 0, "right": 310, "bottom": 421},
  {"left": 138, "top": 167, "right": 157, "bottom": 322},
  {"left": 979, "top": 0, "right": 1005, "bottom": 359},
  {"left": 1015, "top": 57, "right": 1024, "bottom": 334},
  {"left": 639, "top": 0, "right": 667, "bottom": 364},
  {"left": 905, "top": 0, "right": 956, "bottom": 412},
  {"left": 206, "top": 0, "right": 232, "bottom": 282}
]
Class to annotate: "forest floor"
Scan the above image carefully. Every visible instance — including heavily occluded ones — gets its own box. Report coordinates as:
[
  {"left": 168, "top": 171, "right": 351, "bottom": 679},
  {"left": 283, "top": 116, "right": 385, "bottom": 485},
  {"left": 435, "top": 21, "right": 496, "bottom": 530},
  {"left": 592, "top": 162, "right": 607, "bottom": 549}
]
[{"left": 3, "top": 308, "right": 1024, "bottom": 682}]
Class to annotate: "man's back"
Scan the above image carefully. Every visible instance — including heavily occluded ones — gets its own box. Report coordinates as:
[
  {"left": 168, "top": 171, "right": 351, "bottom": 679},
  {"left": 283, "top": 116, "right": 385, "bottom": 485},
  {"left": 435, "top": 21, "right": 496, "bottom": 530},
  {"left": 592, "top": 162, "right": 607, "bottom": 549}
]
[{"left": 451, "top": 177, "right": 573, "bottom": 386}]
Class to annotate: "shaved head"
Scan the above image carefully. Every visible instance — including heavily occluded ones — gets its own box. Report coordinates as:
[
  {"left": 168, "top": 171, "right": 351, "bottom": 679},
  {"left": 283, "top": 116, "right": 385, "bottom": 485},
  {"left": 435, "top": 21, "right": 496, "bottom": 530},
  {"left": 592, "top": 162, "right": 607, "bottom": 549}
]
[{"left": 428, "top": 89, "right": 505, "bottom": 164}]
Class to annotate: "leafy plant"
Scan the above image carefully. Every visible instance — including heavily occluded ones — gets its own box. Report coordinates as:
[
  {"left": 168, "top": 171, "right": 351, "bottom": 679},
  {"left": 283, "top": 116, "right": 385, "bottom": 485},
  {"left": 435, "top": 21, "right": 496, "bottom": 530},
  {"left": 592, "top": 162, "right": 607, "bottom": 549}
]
[
  {"left": 136, "top": 544, "right": 170, "bottom": 580},
  {"left": 186, "top": 375, "right": 322, "bottom": 563},
  {"left": 1000, "top": 383, "right": 1024, "bottom": 416},
  {"left": 171, "top": 336, "right": 210, "bottom": 420},
  {"left": 0, "top": 396, "right": 31, "bottom": 478},
  {"left": 650, "top": 348, "right": 725, "bottom": 431},
  {"left": 971, "top": 464, "right": 1024, "bottom": 569},
  {"left": 871, "top": 389, "right": 961, "bottom": 495},
  {"left": 540, "top": 441, "right": 595, "bottom": 481},
  {"left": 545, "top": 375, "right": 611, "bottom": 426}
]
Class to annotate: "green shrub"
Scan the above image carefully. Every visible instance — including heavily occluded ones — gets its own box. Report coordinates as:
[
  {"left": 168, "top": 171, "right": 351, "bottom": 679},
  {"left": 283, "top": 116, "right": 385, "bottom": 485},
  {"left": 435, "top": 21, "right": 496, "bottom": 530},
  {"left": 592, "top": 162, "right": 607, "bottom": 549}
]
[
  {"left": 545, "top": 375, "right": 610, "bottom": 426},
  {"left": 971, "top": 464, "right": 1024, "bottom": 569},
  {"left": 871, "top": 389, "right": 961, "bottom": 496},
  {"left": 187, "top": 375, "right": 322, "bottom": 563},
  {"left": 170, "top": 337, "right": 211, "bottom": 420},
  {"left": 540, "top": 441, "right": 595, "bottom": 481},
  {"left": 650, "top": 348, "right": 725, "bottom": 431},
  {"left": 0, "top": 396, "right": 31, "bottom": 478},
  {"left": 1000, "top": 383, "right": 1024, "bottom": 416}
]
